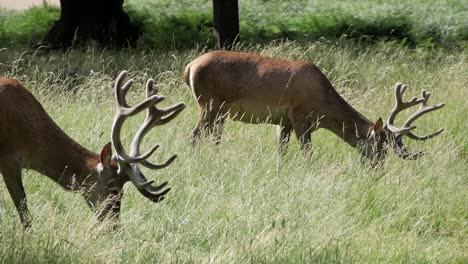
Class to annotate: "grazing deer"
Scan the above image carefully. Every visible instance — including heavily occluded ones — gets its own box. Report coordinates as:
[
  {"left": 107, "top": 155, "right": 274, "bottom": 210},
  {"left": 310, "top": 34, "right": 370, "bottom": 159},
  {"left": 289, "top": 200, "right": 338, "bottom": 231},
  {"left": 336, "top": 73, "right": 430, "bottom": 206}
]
[
  {"left": 0, "top": 71, "right": 185, "bottom": 229},
  {"left": 184, "top": 51, "right": 445, "bottom": 164}
]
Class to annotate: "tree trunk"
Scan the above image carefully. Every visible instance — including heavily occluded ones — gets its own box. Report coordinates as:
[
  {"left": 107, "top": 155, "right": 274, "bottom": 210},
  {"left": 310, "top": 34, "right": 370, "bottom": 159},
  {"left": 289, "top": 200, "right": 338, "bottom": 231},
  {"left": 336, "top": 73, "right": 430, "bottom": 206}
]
[
  {"left": 40, "top": 0, "right": 139, "bottom": 49},
  {"left": 212, "top": 0, "right": 239, "bottom": 49}
]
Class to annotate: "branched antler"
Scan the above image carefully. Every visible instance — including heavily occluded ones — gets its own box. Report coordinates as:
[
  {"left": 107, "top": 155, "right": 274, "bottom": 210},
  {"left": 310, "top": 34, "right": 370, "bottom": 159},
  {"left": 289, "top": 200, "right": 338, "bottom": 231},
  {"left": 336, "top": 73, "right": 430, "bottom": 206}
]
[
  {"left": 130, "top": 79, "right": 186, "bottom": 170},
  {"left": 385, "top": 83, "right": 445, "bottom": 159},
  {"left": 400, "top": 89, "right": 445, "bottom": 140},
  {"left": 111, "top": 70, "right": 186, "bottom": 201}
]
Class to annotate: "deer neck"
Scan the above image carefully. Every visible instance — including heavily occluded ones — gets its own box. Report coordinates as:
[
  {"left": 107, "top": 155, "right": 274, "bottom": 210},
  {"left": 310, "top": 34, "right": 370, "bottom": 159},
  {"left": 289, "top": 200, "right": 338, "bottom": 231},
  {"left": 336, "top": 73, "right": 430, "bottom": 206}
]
[
  {"left": 319, "top": 97, "right": 374, "bottom": 148},
  {"left": 326, "top": 116, "right": 373, "bottom": 148},
  {"left": 28, "top": 128, "right": 99, "bottom": 191}
]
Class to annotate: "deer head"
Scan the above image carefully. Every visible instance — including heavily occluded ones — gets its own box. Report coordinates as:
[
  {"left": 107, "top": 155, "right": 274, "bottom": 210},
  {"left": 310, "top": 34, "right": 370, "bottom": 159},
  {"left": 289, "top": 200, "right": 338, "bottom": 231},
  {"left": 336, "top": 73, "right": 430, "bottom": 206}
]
[
  {"left": 385, "top": 83, "right": 445, "bottom": 158},
  {"left": 85, "top": 70, "right": 186, "bottom": 220},
  {"left": 359, "top": 83, "right": 445, "bottom": 166}
]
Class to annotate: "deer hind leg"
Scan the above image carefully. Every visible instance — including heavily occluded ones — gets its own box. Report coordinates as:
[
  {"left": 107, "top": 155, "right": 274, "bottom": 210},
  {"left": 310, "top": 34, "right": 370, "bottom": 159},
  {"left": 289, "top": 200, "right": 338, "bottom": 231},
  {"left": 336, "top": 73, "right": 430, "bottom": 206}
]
[
  {"left": 191, "top": 100, "right": 227, "bottom": 145},
  {"left": 0, "top": 156, "right": 31, "bottom": 229},
  {"left": 191, "top": 107, "right": 207, "bottom": 145},
  {"left": 211, "top": 112, "right": 226, "bottom": 145},
  {"left": 278, "top": 124, "right": 292, "bottom": 154}
]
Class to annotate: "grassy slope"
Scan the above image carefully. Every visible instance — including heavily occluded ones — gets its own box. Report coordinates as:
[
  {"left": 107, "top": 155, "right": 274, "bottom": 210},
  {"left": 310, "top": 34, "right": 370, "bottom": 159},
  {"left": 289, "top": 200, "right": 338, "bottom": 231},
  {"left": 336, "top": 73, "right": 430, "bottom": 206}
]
[{"left": 0, "top": 41, "right": 466, "bottom": 263}]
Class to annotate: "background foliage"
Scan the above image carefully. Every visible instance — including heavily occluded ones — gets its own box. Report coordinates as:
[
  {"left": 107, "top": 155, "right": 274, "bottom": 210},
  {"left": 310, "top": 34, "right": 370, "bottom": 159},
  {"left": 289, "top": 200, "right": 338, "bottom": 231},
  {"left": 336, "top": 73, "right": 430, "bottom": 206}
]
[{"left": 0, "top": 0, "right": 467, "bottom": 48}]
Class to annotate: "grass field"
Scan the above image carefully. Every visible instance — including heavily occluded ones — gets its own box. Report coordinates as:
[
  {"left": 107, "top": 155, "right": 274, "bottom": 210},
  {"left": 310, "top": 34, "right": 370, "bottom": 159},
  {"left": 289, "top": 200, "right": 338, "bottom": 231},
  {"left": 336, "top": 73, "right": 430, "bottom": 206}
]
[
  {"left": 0, "top": 40, "right": 466, "bottom": 263},
  {"left": 0, "top": 0, "right": 467, "bottom": 263}
]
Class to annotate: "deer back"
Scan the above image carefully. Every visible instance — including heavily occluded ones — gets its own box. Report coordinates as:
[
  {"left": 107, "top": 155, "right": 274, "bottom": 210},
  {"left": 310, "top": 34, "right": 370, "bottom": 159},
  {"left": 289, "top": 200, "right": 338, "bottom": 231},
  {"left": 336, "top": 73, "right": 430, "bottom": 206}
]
[{"left": 184, "top": 51, "right": 368, "bottom": 125}]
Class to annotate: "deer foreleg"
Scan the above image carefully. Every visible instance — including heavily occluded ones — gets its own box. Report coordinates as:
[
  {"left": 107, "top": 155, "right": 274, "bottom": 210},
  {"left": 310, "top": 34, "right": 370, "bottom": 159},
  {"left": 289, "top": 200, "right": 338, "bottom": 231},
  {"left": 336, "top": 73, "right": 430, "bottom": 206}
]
[
  {"left": 191, "top": 101, "right": 227, "bottom": 145},
  {"left": 0, "top": 156, "right": 31, "bottom": 229},
  {"left": 290, "top": 113, "right": 314, "bottom": 154},
  {"left": 191, "top": 107, "right": 207, "bottom": 145}
]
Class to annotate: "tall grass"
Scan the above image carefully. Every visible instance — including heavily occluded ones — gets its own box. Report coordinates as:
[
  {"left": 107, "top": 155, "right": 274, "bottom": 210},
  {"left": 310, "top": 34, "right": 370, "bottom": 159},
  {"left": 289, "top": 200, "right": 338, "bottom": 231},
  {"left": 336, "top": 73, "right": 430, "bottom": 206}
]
[{"left": 0, "top": 41, "right": 466, "bottom": 263}]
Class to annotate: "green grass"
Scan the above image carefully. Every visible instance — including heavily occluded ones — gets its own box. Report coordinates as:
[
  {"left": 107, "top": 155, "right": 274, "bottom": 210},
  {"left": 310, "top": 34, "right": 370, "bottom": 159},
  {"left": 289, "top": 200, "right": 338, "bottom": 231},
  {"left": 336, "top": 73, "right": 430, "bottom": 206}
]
[
  {"left": 0, "top": 5, "right": 59, "bottom": 46},
  {"left": 0, "top": 0, "right": 467, "bottom": 48},
  {"left": 0, "top": 40, "right": 466, "bottom": 263}
]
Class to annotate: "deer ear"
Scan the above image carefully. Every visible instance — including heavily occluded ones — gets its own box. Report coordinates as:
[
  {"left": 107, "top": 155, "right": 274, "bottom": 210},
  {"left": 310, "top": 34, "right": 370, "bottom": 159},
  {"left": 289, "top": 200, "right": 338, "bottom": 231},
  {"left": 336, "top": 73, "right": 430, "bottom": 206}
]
[
  {"left": 100, "top": 142, "right": 113, "bottom": 168},
  {"left": 374, "top": 117, "right": 384, "bottom": 131}
]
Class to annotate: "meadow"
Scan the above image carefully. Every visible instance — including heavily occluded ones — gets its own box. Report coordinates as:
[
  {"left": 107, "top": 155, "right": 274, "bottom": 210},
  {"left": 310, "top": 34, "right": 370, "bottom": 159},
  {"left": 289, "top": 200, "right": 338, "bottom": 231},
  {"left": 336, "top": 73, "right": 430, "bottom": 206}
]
[{"left": 0, "top": 0, "right": 467, "bottom": 263}]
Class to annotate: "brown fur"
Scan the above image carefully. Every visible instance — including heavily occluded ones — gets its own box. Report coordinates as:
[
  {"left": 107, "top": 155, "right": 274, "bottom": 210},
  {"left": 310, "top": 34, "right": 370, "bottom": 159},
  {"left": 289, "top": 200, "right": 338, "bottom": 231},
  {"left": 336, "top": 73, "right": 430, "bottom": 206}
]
[
  {"left": 184, "top": 51, "right": 381, "bottom": 152},
  {"left": 0, "top": 78, "right": 125, "bottom": 228}
]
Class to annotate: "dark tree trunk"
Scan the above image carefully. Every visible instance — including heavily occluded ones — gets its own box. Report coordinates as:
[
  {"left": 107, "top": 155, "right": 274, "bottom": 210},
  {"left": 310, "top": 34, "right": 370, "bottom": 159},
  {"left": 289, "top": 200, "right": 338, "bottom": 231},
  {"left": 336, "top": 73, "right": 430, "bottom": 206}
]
[
  {"left": 40, "top": 0, "right": 139, "bottom": 49},
  {"left": 212, "top": 0, "right": 239, "bottom": 49}
]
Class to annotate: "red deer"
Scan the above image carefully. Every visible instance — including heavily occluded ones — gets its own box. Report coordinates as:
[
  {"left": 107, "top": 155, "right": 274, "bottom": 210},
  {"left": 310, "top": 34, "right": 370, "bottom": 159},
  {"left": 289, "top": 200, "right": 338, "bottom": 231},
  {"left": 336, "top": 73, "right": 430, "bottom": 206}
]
[
  {"left": 184, "top": 51, "right": 444, "bottom": 164},
  {"left": 0, "top": 71, "right": 185, "bottom": 229}
]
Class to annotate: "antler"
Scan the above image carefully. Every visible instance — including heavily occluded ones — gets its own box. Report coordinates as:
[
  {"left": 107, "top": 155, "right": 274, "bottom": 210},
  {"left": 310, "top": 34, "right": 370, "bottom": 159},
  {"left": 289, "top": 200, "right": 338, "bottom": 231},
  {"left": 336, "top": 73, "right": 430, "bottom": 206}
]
[
  {"left": 386, "top": 83, "right": 424, "bottom": 135},
  {"left": 111, "top": 70, "right": 186, "bottom": 201},
  {"left": 400, "top": 89, "right": 445, "bottom": 140},
  {"left": 130, "top": 79, "right": 186, "bottom": 170},
  {"left": 385, "top": 83, "right": 445, "bottom": 158}
]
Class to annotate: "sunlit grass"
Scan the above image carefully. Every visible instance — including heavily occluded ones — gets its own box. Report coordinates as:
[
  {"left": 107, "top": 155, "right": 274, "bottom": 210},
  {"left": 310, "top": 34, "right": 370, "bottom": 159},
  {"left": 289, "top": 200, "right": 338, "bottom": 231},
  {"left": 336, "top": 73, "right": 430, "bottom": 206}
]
[{"left": 0, "top": 41, "right": 466, "bottom": 263}]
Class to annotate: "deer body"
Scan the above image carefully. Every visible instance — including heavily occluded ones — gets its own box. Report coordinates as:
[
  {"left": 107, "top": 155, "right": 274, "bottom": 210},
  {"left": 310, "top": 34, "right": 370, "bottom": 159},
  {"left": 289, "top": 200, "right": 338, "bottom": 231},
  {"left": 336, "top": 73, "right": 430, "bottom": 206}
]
[
  {"left": 185, "top": 51, "right": 377, "bottom": 151},
  {"left": 0, "top": 72, "right": 185, "bottom": 229},
  {"left": 0, "top": 78, "right": 98, "bottom": 189},
  {"left": 185, "top": 51, "right": 444, "bottom": 161}
]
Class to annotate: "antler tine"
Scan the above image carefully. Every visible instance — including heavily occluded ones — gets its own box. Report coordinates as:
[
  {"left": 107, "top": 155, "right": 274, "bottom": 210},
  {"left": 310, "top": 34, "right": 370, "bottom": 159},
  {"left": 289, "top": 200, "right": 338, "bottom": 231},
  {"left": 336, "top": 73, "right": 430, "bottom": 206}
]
[
  {"left": 146, "top": 78, "right": 158, "bottom": 97},
  {"left": 137, "top": 183, "right": 171, "bottom": 202},
  {"left": 112, "top": 71, "right": 164, "bottom": 164},
  {"left": 126, "top": 165, "right": 171, "bottom": 201},
  {"left": 399, "top": 89, "right": 446, "bottom": 141},
  {"left": 133, "top": 166, "right": 171, "bottom": 193},
  {"left": 386, "top": 83, "right": 424, "bottom": 134},
  {"left": 145, "top": 79, "right": 186, "bottom": 122},
  {"left": 112, "top": 113, "right": 161, "bottom": 163},
  {"left": 121, "top": 95, "right": 165, "bottom": 116},
  {"left": 115, "top": 71, "right": 165, "bottom": 117},
  {"left": 114, "top": 70, "right": 134, "bottom": 108},
  {"left": 385, "top": 83, "right": 445, "bottom": 159},
  {"left": 141, "top": 155, "right": 178, "bottom": 170},
  {"left": 406, "top": 128, "right": 445, "bottom": 140},
  {"left": 111, "top": 71, "right": 184, "bottom": 203},
  {"left": 156, "top": 103, "right": 187, "bottom": 123},
  {"left": 130, "top": 78, "right": 186, "bottom": 170}
]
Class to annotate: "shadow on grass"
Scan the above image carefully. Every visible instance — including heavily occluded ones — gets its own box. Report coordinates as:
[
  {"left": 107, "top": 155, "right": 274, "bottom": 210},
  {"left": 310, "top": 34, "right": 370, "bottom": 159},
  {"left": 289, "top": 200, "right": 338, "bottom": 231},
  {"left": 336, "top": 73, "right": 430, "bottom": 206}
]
[{"left": 0, "top": 4, "right": 466, "bottom": 49}]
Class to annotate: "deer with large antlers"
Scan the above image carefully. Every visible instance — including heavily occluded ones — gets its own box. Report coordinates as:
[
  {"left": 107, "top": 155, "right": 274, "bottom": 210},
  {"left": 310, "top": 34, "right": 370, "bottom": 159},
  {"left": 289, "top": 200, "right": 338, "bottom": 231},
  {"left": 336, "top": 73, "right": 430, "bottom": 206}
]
[
  {"left": 0, "top": 71, "right": 185, "bottom": 229},
  {"left": 184, "top": 51, "right": 444, "bottom": 164}
]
